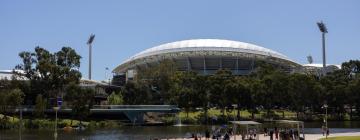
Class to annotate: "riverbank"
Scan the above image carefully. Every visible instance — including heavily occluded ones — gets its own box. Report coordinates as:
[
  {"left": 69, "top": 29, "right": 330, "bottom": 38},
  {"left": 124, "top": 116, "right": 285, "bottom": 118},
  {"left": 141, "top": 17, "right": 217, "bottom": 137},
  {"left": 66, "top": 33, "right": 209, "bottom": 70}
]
[
  {"left": 0, "top": 114, "right": 122, "bottom": 130},
  {"left": 165, "top": 132, "right": 360, "bottom": 140},
  {"left": 170, "top": 109, "right": 360, "bottom": 125},
  {"left": 1, "top": 126, "right": 360, "bottom": 140}
]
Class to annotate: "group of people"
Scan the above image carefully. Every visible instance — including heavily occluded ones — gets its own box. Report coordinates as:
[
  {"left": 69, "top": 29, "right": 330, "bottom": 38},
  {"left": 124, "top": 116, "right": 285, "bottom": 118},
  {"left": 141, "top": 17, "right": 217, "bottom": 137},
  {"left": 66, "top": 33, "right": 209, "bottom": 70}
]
[
  {"left": 241, "top": 129, "right": 258, "bottom": 140},
  {"left": 190, "top": 127, "right": 233, "bottom": 140},
  {"left": 189, "top": 126, "right": 306, "bottom": 140},
  {"left": 194, "top": 127, "right": 258, "bottom": 140},
  {"left": 210, "top": 127, "right": 233, "bottom": 140},
  {"left": 264, "top": 127, "right": 301, "bottom": 140}
]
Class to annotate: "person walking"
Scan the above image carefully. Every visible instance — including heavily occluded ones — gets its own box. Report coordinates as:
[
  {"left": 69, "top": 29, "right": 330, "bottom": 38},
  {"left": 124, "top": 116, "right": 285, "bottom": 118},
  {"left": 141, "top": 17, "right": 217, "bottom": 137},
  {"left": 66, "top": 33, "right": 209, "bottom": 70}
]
[
  {"left": 326, "top": 128, "right": 330, "bottom": 138},
  {"left": 205, "top": 129, "right": 210, "bottom": 140},
  {"left": 275, "top": 127, "right": 279, "bottom": 140},
  {"left": 270, "top": 130, "right": 274, "bottom": 140},
  {"left": 224, "top": 133, "right": 230, "bottom": 140},
  {"left": 264, "top": 128, "right": 268, "bottom": 136}
]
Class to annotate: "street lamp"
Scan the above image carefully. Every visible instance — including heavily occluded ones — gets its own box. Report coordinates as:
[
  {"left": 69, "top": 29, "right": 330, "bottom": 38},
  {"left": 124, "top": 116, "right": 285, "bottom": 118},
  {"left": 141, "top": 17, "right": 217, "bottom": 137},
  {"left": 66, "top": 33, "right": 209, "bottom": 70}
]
[
  {"left": 53, "top": 97, "right": 62, "bottom": 140},
  {"left": 87, "top": 34, "right": 95, "bottom": 80},
  {"left": 53, "top": 106, "right": 60, "bottom": 139},
  {"left": 18, "top": 105, "right": 23, "bottom": 140},
  {"left": 322, "top": 104, "right": 328, "bottom": 138},
  {"left": 105, "top": 67, "right": 111, "bottom": 85},
  {"left": 317, "top": 21, "right": 328, "bottom": 75}
]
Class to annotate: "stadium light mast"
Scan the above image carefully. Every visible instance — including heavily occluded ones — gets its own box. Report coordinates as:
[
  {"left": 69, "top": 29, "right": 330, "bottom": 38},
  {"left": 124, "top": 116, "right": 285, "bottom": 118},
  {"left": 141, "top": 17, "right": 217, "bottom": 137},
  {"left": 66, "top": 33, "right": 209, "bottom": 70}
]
[
  {"left": 317, "top": 21, "right": 328, "bottom": 70},
  {"left": 87, "top": 34, "right": 95, "bottom": 80}
]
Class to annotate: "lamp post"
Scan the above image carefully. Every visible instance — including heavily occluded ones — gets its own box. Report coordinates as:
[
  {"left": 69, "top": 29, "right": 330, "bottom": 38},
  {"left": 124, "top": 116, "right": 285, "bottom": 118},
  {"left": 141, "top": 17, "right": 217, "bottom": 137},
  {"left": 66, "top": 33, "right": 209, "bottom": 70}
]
[
  {"left": 19, "top": 105, "right": 22, "bottom": 140},
  {"left": 317, "top": 21, "right": 328, "bottom": 75},
  {"left": 87, "top": 34, "right": 95, "bottom": 80},
  {"left": 105, "top": 67, "right": 110, "bottom": 86},
  {"left": 322, "top": 104, "right": 328, "bottom": 138},
  {"left": 53, "top": 97, "right": 62, "bottom": 140},
  {"left": 53, "top": 106, "right": 60, "bottom": 140}
]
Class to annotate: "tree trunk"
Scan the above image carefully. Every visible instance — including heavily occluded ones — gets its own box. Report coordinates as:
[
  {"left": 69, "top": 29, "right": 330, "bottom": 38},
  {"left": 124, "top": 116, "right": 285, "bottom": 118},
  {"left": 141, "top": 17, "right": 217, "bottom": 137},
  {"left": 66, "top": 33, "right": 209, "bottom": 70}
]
[
  {"left": 236, "top": 105, "right": 240, "bottom": 121},
  {"left": 204, "top": 107, "right": 208, "bottom": 125},
  {"left": 296, "top": 112, "right": 299, "bottom": 120},
  {"left": 222, "top": 108, "right": 225, "bottom": 116},
  {"left": 350, "top": 106, "right": 353, "bottom": 121},
  {"left": 12, "top": 116, "right": 15, "bottom": 128}
]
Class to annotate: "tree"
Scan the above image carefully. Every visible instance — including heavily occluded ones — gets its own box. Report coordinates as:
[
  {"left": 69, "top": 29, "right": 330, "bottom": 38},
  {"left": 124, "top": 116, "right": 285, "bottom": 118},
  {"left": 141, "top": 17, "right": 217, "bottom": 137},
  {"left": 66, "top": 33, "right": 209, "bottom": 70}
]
[
  {"left": 0, "top": 90, "right": 8, "bottom": 118},
  {"left": 107, "top": 91, "right": 124, "bottom": 105},
  {"left": 34, "top": 94, "right": 47, "bottom": 118},
  {"left": 257, "top": 71, "right": 288, "bottom": 118},
  {"left": 341, "top": 60, "right": 360, "bottom": 120},
  {"left": 5, "top": 89, "right": 25, "bottom": 122},
  {"left": 228, "top": 77, "right": 251, "bottom": 120},
  {"left": 209, "top": 69, "right": 233, "bottom": 116},
  {"left": 169, "top": 71, "right": 199, "bottom": 118},
  {"left": 288, "top": 73, "right": 322, "bottom": 119},
  {"left": 320, "top": 69, "right": 349, "bottom": 120},
  {"left": 122, "top": 81, "right": 154, "bottom": 105},
  {"left": 247, "top": 78, "right": 261, "bottom": 119},
  {"left": 193, "top": 75, "right": 211, "bottom": 123},
  {"left": 135, "top": 59, "right": 178, "bottom": 104},
  {"left": 347, "top": 77, "right": 360, "bottom": 119},
  {"left": 65, "top": 84, "right": 95, "bottom": 124},
  {"left": 6, "top": 89, "right": 25, "bottom": 108},
  {"left": 15, "top": 46, "right": 82, "bottom": 104}
]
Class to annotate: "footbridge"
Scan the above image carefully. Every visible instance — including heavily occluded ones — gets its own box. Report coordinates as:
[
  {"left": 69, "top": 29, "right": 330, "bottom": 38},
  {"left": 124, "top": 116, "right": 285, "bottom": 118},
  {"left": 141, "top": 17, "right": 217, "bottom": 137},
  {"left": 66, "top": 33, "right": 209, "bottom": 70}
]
[{"left": 6, "top": 105, "right": 181, "bottom": 124}]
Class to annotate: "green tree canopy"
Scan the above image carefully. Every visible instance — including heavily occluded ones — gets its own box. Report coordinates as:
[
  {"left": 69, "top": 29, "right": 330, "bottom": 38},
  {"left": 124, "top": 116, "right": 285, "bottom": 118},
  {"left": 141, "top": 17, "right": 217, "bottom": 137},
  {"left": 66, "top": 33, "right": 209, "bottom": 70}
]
[
  {"left": 15, "top": 46, "right": 82, "bottom": 104},
  {"left": 107, "top": 91, "right": 124, "bottom": 105}
]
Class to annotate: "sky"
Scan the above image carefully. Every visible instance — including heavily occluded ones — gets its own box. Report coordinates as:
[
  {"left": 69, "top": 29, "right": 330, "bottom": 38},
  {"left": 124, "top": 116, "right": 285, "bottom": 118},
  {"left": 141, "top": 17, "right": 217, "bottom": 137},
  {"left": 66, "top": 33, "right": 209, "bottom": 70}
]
[{"left": 1, "top": 0, "right": 359, "bottom": 81}]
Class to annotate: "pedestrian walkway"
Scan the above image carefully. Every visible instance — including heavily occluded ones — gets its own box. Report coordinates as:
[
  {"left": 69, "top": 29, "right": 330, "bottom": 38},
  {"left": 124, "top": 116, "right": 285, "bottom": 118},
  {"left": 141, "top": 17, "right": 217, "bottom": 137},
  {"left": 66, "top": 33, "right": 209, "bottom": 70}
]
[{"left": 165, "top": 132, "right": 360, "bottom": 140}]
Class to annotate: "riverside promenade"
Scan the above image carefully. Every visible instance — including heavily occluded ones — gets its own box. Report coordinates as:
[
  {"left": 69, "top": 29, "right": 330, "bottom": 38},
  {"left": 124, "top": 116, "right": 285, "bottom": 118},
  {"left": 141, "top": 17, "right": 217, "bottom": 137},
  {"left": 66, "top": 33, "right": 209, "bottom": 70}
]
[{"left": 165, "top": 132, "right": 360, "bottom": 140}]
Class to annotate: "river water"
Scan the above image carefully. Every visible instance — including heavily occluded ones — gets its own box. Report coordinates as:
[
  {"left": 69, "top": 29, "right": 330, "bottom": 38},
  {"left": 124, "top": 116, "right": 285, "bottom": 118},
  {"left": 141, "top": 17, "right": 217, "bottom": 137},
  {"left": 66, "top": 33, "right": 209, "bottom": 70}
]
[{"left": 1, "top": 121, "right": 360, "bottom": 140}]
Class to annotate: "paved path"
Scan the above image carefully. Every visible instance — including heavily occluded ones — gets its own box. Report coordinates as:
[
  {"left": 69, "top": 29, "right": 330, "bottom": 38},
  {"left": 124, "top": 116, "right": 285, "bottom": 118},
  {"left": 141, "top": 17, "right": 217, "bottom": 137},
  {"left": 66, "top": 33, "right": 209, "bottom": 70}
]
[{"left": 165, "top": 132, "right": 360, "bottom": 140}]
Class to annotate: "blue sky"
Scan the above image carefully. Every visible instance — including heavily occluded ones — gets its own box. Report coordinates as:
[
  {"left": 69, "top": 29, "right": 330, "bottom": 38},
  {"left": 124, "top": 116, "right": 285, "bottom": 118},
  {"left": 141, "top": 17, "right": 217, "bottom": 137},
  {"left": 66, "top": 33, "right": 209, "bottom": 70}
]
[{"left": 1, "top": 0, "right": 359, "bottom": 80}]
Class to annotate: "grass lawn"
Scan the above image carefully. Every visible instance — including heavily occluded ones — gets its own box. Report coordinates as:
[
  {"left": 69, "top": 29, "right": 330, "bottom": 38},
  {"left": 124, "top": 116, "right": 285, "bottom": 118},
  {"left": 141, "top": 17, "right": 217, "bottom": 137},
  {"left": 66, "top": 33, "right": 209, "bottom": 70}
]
[
  {"left": 178, "top": 109, "right": 296, "bottom": 120},
  {"left": 319, "top": 136, "right": 360, "bottom": 140}
]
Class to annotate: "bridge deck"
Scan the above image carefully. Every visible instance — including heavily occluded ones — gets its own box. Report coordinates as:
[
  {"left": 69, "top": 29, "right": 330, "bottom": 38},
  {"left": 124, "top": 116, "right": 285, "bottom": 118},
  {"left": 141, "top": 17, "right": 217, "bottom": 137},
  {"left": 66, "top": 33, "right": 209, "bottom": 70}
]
[{"left": 5, "top": 105, "right": 180, "bottom": 124}]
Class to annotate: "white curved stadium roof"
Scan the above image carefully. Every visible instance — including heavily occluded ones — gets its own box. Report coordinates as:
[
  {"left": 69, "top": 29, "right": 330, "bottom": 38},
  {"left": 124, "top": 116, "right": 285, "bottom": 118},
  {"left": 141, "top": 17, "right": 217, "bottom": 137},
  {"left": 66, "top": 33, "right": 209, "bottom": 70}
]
[
  {"left": 303, "top": 63, "right": 341, "bottom": 69},
  {"left": 124, "top": 39, "right": 293, "bottom": 63},
  {"left": 114, "top": 39, "right": 298, "bottom": 73}
]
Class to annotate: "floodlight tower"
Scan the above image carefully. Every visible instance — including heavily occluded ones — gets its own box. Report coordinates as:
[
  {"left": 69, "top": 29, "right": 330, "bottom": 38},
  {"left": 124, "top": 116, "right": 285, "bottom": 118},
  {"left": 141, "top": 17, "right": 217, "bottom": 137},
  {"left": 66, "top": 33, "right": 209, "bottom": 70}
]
[
  {"left": 317, "top": 21, "right": 328, "bottom": 70},
  {"left": 87, "top": 34, "right": 95, "bottom": 80}
]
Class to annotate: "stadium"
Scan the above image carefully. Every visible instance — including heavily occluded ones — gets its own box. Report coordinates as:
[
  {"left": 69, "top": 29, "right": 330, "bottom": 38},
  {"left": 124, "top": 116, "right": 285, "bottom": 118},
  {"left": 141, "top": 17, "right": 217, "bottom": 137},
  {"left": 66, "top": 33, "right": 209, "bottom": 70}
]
[{"left": 113, "top": 39, "right": 303, "bottom": 81}]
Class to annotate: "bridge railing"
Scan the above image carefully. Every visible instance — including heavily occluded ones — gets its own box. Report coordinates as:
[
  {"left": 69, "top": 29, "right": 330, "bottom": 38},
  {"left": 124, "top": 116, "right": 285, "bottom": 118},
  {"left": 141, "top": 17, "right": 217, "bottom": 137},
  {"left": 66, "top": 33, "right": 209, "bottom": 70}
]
[{"left": 92, "top": 105, "right": 179, "bottom": 110}]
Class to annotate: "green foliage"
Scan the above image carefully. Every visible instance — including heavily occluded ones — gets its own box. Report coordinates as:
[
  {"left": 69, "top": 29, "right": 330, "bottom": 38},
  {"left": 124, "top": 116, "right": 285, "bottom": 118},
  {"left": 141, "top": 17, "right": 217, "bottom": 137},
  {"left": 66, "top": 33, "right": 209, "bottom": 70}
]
[
  {"left": 133, "top": 59, "right": 178, "bottom": 104},
  {"left": 120, "top": 59, "right": 360, "bottom": 121},
  {"left": 65, "top": 84, "right": 95, "bottom": 121},
  {"left": 34, "top": 94, "right": 47, "bottom": 118},
  {"left": 1, "top": 88, "right": 25, "bottom": 109},
  {"left": 169, "top": 71, "right": 199, "bottom": 118},
  {"left": 15, "top": 46, "right": 82, "bottom": 104},
  {"left": 6, "top": 89, "right": 25, "bottom": 107},
  {"left": 107, "top": 91, "right": 124, "bottom": 105}
]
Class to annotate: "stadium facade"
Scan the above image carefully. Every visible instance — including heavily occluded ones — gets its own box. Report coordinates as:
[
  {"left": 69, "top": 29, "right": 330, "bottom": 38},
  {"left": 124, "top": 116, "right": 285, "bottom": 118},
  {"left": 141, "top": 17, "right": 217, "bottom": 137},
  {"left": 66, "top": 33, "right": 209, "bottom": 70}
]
[{"left": 113, "top": 39, "right": 308, "bottom": 81}]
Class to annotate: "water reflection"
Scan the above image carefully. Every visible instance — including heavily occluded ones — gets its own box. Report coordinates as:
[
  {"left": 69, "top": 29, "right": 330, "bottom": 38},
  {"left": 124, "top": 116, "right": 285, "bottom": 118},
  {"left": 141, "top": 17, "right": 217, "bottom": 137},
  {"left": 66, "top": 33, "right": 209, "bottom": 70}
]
[{"left": 2, "top": 121, "right": 360, "bottom": 140}]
